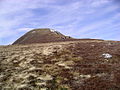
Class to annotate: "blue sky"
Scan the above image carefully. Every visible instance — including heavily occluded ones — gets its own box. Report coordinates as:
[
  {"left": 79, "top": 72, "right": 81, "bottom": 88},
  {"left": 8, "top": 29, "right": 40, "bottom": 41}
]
[{"left": 0, "top": 0, "right": 120, "bottom": 45}]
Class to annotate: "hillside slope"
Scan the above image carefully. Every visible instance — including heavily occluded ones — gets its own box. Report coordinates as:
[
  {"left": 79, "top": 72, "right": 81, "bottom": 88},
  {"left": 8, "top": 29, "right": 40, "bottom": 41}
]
[{"left": 0, "top": 40, "right": 120, "bottom": 90}]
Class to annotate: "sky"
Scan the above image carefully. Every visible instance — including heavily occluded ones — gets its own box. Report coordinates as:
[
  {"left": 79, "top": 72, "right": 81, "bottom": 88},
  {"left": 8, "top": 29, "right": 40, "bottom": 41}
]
[{"left": 0, "top": 0, "right": 120, "bottom": 45}]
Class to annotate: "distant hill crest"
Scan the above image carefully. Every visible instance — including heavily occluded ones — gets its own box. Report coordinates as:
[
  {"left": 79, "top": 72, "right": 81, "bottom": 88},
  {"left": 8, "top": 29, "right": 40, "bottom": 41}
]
[{"left": 13, "top": 28, "right": 73, "bottom": 45}]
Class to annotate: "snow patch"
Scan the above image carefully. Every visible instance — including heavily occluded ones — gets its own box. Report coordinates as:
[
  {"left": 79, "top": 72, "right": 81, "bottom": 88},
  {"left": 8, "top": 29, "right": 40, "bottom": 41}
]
[
  {"left": 50, "top": 29, "right": 56, "bottom": 32},
  {"left": 102, "top": 53, "right": 112, "bottom": 59}
]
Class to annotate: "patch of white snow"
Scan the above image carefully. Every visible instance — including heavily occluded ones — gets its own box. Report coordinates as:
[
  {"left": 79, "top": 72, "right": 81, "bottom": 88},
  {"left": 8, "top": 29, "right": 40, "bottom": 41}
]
[
  {"left": 102, "top": 53, "right": 112, "bottom": 59},
  {"left": 50, "top": 29, "right": 56, "bottom": 32}
]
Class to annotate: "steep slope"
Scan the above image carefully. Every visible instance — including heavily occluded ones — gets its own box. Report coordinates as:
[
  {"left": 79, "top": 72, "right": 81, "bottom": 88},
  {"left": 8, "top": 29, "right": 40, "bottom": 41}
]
[
  {"left": 13, "top": 28, "right": 73, "bottom": 45},
  {"left": 0, "top": 40, "right": 120, "bottom": 90}
]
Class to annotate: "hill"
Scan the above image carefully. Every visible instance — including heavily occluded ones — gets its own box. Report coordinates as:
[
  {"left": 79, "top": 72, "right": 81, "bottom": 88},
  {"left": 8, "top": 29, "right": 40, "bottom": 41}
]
[
  {"left": 13, "top": 28, "right": 74, "bottom": 45},
  {"left": 0, "top": 40, "right": 120, "bottom": 90},
  {"left": 12, "top": 28, "right": 104, "bottom": 45}
]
